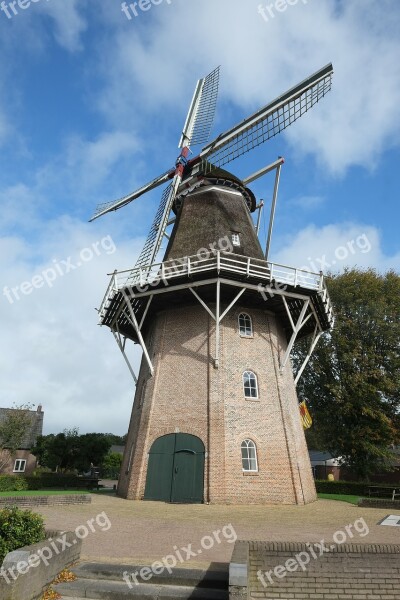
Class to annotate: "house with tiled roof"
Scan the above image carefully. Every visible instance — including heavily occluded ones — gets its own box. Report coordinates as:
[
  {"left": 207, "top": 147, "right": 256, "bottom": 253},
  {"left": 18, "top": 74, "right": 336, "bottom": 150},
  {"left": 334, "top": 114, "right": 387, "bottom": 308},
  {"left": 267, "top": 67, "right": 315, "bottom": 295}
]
[{"left": 0, "top": 405, "right": 44, "bottom": 475}]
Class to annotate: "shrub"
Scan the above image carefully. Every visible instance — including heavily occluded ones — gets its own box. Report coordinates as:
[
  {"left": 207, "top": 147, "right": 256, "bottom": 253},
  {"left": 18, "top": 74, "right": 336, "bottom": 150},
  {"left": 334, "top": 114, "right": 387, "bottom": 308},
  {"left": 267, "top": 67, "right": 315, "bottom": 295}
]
[
  {"left": 0, "top": 475, "right": 29, "bottom": 492},
  {"left": 0, "top": 506, "right": 45, "bottom": 563}
]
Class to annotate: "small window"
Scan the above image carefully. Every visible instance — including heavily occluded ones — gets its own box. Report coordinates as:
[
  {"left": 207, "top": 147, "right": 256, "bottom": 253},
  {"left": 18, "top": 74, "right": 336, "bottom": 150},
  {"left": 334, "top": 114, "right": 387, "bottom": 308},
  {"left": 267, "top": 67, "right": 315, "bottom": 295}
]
[
  {"left": 239, "top": 313, "right": 253, "bottom": 337},
  {"left": 243, "top": 371, "right": 258, "bottom": 399},
  {"left": 241, "top": 440, "right": 258, "bottom": 472},
  {"left": 13, "top": 459, "right": 26, "bottom": 473},
  {"left": 232, "top": 233, "right": 240, "bottom": 247}
]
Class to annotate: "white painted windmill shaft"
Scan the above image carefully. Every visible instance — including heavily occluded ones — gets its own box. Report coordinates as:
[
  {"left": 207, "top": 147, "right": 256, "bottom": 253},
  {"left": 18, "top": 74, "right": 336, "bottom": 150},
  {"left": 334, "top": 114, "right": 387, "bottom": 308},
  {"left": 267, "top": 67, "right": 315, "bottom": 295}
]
[{"left": 200, "top": 64, "right": 333, "bottom": 160}]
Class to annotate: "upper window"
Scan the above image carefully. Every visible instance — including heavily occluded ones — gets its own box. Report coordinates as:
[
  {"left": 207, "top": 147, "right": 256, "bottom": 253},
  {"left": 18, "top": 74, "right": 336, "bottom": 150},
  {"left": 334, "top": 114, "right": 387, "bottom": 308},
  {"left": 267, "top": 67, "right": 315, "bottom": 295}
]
[
  {"left": 232, "top": 233, "right": 240, "bottom": 247},
  {"left": 241, "top": 439, "right": 258, "bottom": 472},
  {"left": 243, "top": 371, "right": 258, "bottom": 399},
  {"left": 13, "top": 459, "right": 26, "bottom": 473},
  {"left": 238, "top": 313, "right": 253, "bottom": 337}
]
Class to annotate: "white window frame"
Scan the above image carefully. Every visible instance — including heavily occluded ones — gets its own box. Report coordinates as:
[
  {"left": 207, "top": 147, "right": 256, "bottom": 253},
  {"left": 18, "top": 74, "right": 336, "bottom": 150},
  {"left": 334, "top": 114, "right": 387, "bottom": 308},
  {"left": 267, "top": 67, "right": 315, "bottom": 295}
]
[
  {"left": 13, "top": 459, "right": 26, "bottom": 473},
  {"left": 232, "top": 233, "right": 240, "bottom": 247},
  {"left": 243, "top": 370, "right": 258, "bottom": 399},
  {"left": 241, "top": 439, "right": 258, "bottom": 472},
  {"left": 238, "top": 313, "right": 253, "bottom": 337}
]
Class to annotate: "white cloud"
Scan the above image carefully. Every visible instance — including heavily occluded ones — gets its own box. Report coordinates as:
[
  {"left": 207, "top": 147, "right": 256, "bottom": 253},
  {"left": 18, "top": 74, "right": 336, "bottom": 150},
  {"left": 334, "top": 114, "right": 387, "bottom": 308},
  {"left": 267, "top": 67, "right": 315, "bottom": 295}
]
[
  {"left": 94, "top": 0, "right": 400, "bottom": 175},
  {"left": 273, "top": 223, "right": 400, "bottom": 274},
  {"left": 64, "top": 130, "right": 139, "bottom": 191},
  {"left": 37, "top": 0, "right": 87, "bottom": 53},
  {"left": 0, "top": 215, "right": 144, "bottom": 434},
  {"left": 289, "top": 196, "right": 325, "bottom": 210}
]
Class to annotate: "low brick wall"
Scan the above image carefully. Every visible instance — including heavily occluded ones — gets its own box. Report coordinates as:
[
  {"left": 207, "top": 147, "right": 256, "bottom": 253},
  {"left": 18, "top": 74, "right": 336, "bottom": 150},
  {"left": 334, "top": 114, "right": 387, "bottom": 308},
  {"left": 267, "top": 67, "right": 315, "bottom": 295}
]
[
  {"left": 0, "top": 530, "right": 82, "bottom": 600},
  {"left": 358, "top": 497, "right": 400, "bottom": 509},
  {"left": 0, "top": 494, "right": 91, "bottom": 508},
  {"left": 229, "top": 540, "right": 400, "bottom": 600}
]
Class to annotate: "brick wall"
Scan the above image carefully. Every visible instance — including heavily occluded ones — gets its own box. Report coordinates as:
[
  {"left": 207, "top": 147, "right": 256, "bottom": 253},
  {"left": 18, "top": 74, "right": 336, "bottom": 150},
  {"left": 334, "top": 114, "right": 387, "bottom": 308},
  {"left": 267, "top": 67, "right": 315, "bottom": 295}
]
[
  {"left": 118, "top": 300, "right": 316, "bottom": 505},
  {"left": 0, "top": 494, "right": 91, "bottom": 508},
  {"left": 230, "top": 540, "right": 400, "bottom": 600}
]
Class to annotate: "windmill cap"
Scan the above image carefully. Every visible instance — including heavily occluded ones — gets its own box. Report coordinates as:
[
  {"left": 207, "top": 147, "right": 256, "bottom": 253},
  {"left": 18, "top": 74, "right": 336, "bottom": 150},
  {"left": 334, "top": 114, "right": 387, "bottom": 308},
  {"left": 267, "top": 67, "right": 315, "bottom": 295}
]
[{"left": 179, "top": 161, "right": 257, "bottom": 212}]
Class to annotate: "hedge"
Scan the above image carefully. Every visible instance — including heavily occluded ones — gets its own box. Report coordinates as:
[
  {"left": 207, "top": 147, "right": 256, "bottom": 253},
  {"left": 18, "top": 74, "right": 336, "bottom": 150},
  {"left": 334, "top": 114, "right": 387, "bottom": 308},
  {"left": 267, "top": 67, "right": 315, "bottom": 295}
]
[
  {"left": 0, "top": 476, "right": 29, "bottom": 492},
  {"left": 316, "top": 479, "right": 396, "bottom": 496},
  {"left": 0, "top": 474, "right": 92, "bottom": 492}
]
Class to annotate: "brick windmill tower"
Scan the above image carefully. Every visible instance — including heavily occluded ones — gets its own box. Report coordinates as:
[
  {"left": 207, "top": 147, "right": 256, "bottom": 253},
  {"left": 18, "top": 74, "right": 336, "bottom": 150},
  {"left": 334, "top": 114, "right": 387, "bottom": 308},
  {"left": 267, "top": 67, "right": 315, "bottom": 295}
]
[{"left": 91, "top": 65, "right": 334, "bottom": 504}]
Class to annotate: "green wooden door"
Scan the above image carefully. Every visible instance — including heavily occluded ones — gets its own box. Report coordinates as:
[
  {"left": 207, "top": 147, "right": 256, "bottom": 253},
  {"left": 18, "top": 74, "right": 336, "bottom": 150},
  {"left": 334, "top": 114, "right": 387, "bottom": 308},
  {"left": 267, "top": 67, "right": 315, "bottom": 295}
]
[
  {"left": 144, "top": 433, "right": 204, "bottom": 503},
  {"left": 144, "top": 434, "right": 175, "bottom": 501}
]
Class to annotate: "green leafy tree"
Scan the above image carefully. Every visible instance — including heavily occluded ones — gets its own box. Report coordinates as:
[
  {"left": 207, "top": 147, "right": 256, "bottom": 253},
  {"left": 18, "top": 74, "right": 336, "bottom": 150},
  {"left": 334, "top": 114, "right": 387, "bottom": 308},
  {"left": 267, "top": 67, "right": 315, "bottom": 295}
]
[
  {"left": 295, "top": 269, "right": 400, "bottom": 479},
  {"left": 102, "top": 451, "right": 123, "bottom": 478},
  {"left": 32, "top": 428, "right": 80, "bottom": 472},
  {"left": 32, "top": 430, "right": 112, "bottom": 473},
  {"left": 0, "top": 404, "right": 34, "bottom": 472},
  {"left": 74, "top": 433, "right": 111, "bottom": 472}
]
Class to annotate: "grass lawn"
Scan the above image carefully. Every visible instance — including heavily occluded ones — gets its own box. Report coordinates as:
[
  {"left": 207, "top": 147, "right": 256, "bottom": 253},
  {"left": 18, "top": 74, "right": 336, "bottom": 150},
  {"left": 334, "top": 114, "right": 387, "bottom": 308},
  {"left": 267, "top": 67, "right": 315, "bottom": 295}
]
[
  {"left": 0, "top": 489, "right": 91, "bottom": 496},
  {"left": 318, "top": 493, "right": 361, "bottom": 505}
]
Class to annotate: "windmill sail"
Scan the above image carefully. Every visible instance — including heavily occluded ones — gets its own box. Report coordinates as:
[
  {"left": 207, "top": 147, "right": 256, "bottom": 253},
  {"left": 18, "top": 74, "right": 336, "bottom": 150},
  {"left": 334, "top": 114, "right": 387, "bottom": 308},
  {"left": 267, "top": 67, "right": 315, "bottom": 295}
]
[
  {"left": 89, "top": 168, "right": 173, "bottom": 222},
  {"left": 128, "top": 181, "right": 174, "bottom": 278},
  {"left": 200, "top": 63, "right": 333, "bottom": 167},
  {"left": 179, "top": 66, "right": 220, "bottom": 148}
]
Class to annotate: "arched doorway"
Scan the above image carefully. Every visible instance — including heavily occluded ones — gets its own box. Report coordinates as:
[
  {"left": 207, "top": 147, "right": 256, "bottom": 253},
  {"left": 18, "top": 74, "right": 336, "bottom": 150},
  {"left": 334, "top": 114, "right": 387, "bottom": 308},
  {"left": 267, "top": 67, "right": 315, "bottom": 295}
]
[{"left": 144, "top": 433, "right": 205, "bottom": 503}]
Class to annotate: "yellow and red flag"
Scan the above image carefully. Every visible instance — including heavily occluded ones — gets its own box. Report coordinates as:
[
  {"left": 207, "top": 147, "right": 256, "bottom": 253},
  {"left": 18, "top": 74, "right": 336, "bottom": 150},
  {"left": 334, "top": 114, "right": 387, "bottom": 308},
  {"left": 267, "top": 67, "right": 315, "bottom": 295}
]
[{"left": 299, "top": 400, "right": 312, "bottom": 429}]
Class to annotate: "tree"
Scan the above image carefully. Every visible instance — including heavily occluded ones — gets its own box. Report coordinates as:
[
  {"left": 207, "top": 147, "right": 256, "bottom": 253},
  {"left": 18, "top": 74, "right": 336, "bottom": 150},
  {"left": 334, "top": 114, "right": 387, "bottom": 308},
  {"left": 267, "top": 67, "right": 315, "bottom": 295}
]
[
  {"left": 295, "top": 269, "right": 400, "bottom": 479},
  {"left": 32, "top": 430, "right": 112, "bottom": 473},
  {"left": 74, "top": 434, "right": 111, "bottom": 472},
  {"left": 32, "top": 428, "right": 80, "bottom": 472},
  {"left": 0, "top": 404, "right": 34, "bottom": 472},
  {"left": 102, "top": 451, "right": 123, "bottom": 478}
]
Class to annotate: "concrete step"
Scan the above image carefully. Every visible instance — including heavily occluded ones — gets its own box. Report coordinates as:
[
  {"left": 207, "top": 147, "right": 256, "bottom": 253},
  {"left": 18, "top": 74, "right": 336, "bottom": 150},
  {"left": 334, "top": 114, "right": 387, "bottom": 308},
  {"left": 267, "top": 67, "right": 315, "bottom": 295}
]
[
  {"left": 56, "top": 562, "right": 229, "bottom": 600},
  {"left": 57, "top": 578, "right": 229, "bottom": 600},
  {"left": 70, "top": 562, "right": 229, "bottom": 588}
]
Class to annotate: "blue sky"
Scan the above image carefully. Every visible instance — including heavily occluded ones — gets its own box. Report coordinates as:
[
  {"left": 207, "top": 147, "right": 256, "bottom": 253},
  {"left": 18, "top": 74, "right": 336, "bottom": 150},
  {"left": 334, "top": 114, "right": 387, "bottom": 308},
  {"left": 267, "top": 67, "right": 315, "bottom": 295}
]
[{"left": 0, "top": 0, "right": 399, "bottom": 434}]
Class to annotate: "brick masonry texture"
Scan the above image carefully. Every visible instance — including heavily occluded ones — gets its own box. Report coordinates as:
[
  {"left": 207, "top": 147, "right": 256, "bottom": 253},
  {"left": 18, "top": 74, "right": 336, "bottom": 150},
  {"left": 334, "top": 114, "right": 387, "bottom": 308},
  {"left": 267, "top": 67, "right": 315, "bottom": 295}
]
[
  {"left": 0, "top": 494, "right": 91, "bottom": 508},
  {"left": 118, "top": 301, "right": 316, "bottom": 505},
  {"left": 239, "top": 541, "right": 400, "bottom": 600}
]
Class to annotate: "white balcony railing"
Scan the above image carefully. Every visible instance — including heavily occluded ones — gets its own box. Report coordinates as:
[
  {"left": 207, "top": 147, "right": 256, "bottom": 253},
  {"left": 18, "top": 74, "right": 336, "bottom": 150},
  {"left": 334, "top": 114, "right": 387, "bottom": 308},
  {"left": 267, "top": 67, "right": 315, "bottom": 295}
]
[{"left": 99, "top": 251, "right": 333, "bottom": 324}]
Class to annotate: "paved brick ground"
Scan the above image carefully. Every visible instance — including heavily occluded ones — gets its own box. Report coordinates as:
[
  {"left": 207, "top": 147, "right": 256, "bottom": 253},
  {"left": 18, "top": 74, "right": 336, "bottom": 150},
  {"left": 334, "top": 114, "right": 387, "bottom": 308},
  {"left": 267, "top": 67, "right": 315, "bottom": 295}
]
[{"left": 34, "top": 494, "right": 399, "bottom": 568}]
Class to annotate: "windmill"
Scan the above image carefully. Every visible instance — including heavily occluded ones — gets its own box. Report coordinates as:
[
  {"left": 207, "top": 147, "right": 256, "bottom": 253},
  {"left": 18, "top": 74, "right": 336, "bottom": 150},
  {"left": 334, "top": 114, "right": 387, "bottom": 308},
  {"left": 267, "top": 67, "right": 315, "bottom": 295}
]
[{"left": 92, "top": 64, "right": 334, "bottom": 505}]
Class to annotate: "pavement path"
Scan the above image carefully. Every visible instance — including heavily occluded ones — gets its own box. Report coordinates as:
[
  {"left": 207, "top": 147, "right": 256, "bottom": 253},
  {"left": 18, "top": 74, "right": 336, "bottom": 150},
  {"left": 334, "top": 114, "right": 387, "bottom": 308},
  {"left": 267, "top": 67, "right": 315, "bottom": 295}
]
[{"left": 34, "top": 494, "right": 400, "bottom": 568}]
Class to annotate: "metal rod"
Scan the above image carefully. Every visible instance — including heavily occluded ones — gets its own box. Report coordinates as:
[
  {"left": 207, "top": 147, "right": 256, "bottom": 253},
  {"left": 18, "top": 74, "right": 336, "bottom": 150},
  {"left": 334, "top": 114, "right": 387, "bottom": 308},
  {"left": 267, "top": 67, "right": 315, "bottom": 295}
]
[
  {"left": 215, "top": 280, "right": 220, "bottom": 368},
  {"left": 280, "top": 299, "right": 310, "bottom": 373},
  {"left": 112, "top": 330, "right": 138, "bottom": 384},
  {"left": 243, "top": 157, "right": 285, "bottom": 185},
  {"left": 294, "top": 329, "right": 323, "bottom": 385},
  {"left": 265, "top": 164, "right": 282, "bottom": 262},
  {"left": 189, "top": 288, "right": 216, "bottom": 320},
  {"left": 122, "top": 290, "right": 154, "bottom": 376},
  {"left": 219, "top": 288, "right": 246, "bottom": 322},
  {"left": 255, "top": 200, "right": 264, "bottom": 237}
]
